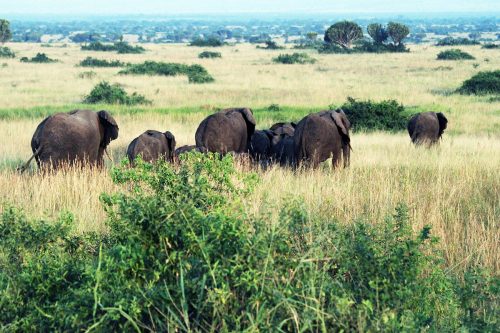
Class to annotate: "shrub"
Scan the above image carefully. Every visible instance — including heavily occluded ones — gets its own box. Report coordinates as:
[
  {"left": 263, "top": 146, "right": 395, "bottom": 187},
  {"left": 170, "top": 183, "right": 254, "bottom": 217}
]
[
  {"left": 0, "top": 46, "right": 15, "bottom": 58},
  {"left": 458, "top": 70, "right": 500, "bottom": 95},
  {"left": 79, "top": 57, "right": 126, "bottom": 67},
  {"left": 256, "top": 40, "right": 285, "bottom": 50},
  {"left": 1, "top": 154, "right": 493, "bottom": 331},
  {"left": 189, "top": 36, "right": 224, "bottom": 47},
  {"left": 267, "top": 103, "right": 281, "bottom": 112},
  {"left": 120, "top": 61, "right": 214, "bottom": 84},
  {"left": 78, "top": 71, "right": 97, "bottom": 79},
  {"left": 83, "top": 81, "right": 151, "bottom": 105},
  {"left": 198, "top": 51, "right": 221, "bottom": 59},
  {"left": 20, "top": 53, "right": 57, "bottom": 63},
  {"left": 436, "top": 37, "right": 480, "bottom": 46},
  {"left": 340, "top": 97, "right": 408, "bottom": 132},
  {"left": 273, "top": 52, "right": 316, "bottom": 64},
  {"left": 437, "top": 49, "right": 475, "bottom": 60},
  {"left": 482, "top": 43, "right": 500, "bottom": 49},
  {"left": 81, "top": 41, "right": 145, "bottom": 54}
]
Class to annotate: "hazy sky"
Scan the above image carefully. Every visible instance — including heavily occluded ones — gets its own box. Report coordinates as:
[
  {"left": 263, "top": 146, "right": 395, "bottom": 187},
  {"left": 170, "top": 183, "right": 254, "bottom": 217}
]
[{"left": 2, "top": 0, "right": 500, "bottom": 15}]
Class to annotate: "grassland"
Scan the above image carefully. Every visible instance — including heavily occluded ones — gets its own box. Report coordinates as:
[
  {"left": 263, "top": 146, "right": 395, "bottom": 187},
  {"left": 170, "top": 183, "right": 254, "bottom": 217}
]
[{"left": 0, "top": 42, "right": 499, "bottom": 276}]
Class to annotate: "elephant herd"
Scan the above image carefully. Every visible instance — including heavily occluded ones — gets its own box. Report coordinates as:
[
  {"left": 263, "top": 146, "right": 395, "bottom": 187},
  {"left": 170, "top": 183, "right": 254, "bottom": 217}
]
[{"left": 19, "top": 108, "right": 448, "bottom": 171}]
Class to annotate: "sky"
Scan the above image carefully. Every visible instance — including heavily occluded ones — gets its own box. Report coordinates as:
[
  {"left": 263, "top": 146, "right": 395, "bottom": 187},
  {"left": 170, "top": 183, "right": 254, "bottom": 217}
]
[{"left": 1, "top": 0, "right": 499, "bottom": 15}]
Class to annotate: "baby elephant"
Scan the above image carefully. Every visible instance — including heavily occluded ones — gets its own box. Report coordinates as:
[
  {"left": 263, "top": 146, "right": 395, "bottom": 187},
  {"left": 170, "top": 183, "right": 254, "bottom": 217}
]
[
  {"left": 127, "top": 130, "right": 176, "bottom": 164},
  {"left": 407, "top": 112, "right": 448, "bottom": 146}
]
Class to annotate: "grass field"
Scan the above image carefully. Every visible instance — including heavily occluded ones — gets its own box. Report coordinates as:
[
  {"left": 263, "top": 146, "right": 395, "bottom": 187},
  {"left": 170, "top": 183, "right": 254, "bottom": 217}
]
[{"left": 0, "top": 42, "right": 499, "bottom": 276}]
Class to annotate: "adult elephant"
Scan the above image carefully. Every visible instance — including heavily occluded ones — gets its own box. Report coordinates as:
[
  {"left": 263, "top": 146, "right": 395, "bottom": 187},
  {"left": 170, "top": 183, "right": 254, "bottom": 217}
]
[
  {"left": 195, "top": 108, "right": 256, "bottom": 154},
  {"left": 127, "top": 130, "right": 176, "bottom": 164},
  {"left": 407, "top": 112, "right": 448, "bottom": 146},
  {"left": 20, "top": 109, "right": 119, "bottom": 171},
  {"left": 293, "top": 110, "right": 351, "bottom": 168}
]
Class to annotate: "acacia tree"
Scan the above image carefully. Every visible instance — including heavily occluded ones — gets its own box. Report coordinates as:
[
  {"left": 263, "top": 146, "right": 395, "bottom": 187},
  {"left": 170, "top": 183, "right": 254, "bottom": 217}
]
[
  {"left": 0, "top": 19, "right": 12, "bottom": 44},
  {"left": 324, "top": 21, "right": 363, "bottom": 49},
  {"left": 387, "top": 22, "right": 410, "bottom": 46},
  {"left": 367, "top": 23, "right": 389, "bottom": 45}
]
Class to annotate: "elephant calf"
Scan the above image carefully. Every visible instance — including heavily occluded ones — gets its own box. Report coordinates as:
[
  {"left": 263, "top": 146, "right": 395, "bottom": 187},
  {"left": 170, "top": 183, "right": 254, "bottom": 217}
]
[
  {"left": 294, "top": 109, "right": 351, "bottom": 168},
  {"left": 127, "top": 130, "right": 176, "bottom": 164},
  {"left": 195, "top": 108, "right": 256, "bottom": 155},
  {"left": 407, "top": 112, "right": 448, "bottom": 146},
  {"left": 249, "top": 122, "right": 297, "bottom": 166},
  {"left": 21, "top": 109, "right": 119, "bottom": 171}
]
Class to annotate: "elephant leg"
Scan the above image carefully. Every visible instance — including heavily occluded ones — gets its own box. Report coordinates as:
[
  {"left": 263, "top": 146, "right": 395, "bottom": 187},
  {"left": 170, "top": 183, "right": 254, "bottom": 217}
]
[{"left": 342, "top": 144, "right": 350, "bottom": 168}]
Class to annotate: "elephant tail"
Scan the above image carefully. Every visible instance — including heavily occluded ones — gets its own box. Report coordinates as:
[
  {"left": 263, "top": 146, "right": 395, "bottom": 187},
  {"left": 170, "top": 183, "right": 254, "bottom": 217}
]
[{"left": 17, "top": 145, "right": 43, "bottom": 174}]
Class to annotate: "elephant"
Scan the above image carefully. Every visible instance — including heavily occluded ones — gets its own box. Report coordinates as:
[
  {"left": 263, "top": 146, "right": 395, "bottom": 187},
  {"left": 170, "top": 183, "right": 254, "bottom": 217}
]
[
  {"left": 195, "top": 108, "right": 256, "bottom": 155},
  {"left": 20, "top": 109, "right": 119, "bottom": 171},
  {"left": 293, "top": 109, "right": 351, "bottom": 168},
  {"left": 249, "top": 122, "right": 296, "bottom": 165},
  {"left": 174, "top": 145, "right": 206, "bottom": 156},
  {"left": 127, "top": 130, "right": 176, "bottom": 164},
  {"left": 407, "top": 112, "right": 448, "bottom": 146},
  {"left": 268, "top": 122, "right": 296, "bottom": 166}
]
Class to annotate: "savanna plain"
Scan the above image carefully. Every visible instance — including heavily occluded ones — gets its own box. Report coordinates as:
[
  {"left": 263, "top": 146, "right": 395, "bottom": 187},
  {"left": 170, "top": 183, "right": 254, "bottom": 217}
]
[{"left": 0, "top": 42, "right": 499, "bottom": 330}]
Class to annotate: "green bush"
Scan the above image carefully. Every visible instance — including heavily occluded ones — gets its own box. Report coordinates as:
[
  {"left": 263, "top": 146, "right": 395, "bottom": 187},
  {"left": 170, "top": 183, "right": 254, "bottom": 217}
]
[
  {"left": 437, "top": 49, "right": 475, "bottom": 60},
  {"left": 340, "top": 97, "right": 408, "bottom": 132},
  {"left": 458, "top": 70, "right": 500, "bottom": 95},
  {"left": 189, "top": 36, "right": 224, "bottom": 47},
  {"left": 120, "top": 61, "right": 214, "bottom": 84},
  {"left": 79, "top": 57, "right": 126, "bottom": 67},
  {"left": 81, "top": 41, "right": 145, "bottom": 54},
  {"left": 273, "top": 52, "right": 316, "bottom": 64},
  {"left": 256, "top": 40, "right": 285, "bottom": 50},
  {"left": 0, "top": 46, "right": 15, "bottom": 58},
  {"left": 482, "top": 43, "right": 500, "bottom": 49},
  {"left": 83, "top": 81, "right": 151, "bottom": 105},
  {"left": 436, "top": 37, "right": 480, "bottom": 46},
  {"left": 198, "top": 51, "right": 221, "bottom": 59},
  {"left": 1, "top": 154, "right": 496, "bottom": 331},
  {"left": 20, "top": 53, "right": 57, "bottom": 63}
]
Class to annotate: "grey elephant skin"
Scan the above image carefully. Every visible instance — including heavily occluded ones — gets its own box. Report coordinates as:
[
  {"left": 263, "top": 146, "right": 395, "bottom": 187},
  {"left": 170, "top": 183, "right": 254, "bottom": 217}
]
[
  {"left": 249, "top": 122, "right": 296, "bottom": 165},
  {"left": 30, "top": 109, "right": 119, "bottom": 169},
  {"left": 195, "top": 108, "right": 256, "bottom": 154},
  {"left": 407, "top": 112, "right": 448, "bottom": 146},
  {"left": 127, "top": 130, "right": 176, "bottom": 164},
  {"left": 294, "top": 110, "right": 351, "bottom": 168}
]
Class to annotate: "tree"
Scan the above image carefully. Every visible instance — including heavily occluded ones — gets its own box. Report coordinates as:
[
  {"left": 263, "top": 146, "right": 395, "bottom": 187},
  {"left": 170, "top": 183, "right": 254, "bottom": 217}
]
[
  {"left": 306, "top": 32, "right": 318, "bottom": 41},
  {"left": 324, "top": 21, "right": 363, "bottom": 49},
  {"left": 367, "top": 23, "right": 389, "bottom": 44},
  {"left": 387, "top": 22, "right": 410, "bottom": 46},
  {"left": 0, "top": 19, "right": 12, "bottom": 44}
]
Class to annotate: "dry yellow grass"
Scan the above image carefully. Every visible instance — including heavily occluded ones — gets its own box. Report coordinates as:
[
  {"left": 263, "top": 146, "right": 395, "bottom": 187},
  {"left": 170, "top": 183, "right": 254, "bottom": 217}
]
[{"left": 0, "top": 43, "right": 498, "bottom": 274}]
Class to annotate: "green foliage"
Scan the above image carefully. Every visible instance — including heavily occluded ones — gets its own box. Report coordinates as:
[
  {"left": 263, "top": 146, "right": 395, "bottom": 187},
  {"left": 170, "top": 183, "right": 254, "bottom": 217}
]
[
  {"left": 257, "top": 40, "right": 285, "bottom": 50},
  {"left": 387, "top": 22, "right": 410, "bottom": 46},
  {"left": 20, "top": 53, "right": 57, "bottom": 63},
  {"left": 0, "top": 19, "right": 12, "bottom": 44},
  {"left": 367, "top": 23, "right": 389, "bottom": 44},
  {"left": 0, "top": 46, "right": 15, "bottom": 58},
  {"left": 120, "top": 61, "right": 214, "bottom": 84},
  {"left": 458, "top": 70, "right": 500, "bottom": 95},
  {"left": 83, "top": 81, "right": 151, "bottom": 105},
  {"left": 1, "top": 155, "right": 493, "bottom": 331},
  {"left": 273, "top": 52, "right": 316, "bottom": 64},
  {"left": 79, "top": 56, "right": 126, "bottom": 67},
  {"left": 267, "top": 103, "right": 282, "bottom": 112},
  {"left": 482, "top": 43, "right": 500, "bottom": 49},
  {"left": 189, "top": 36, "right": 224, "bottom": 47},
  {"left": 198, "top": 51, "right": 221, "bottom": 58},
  {"left": 324, "top": 21, "right": 363, "bottom": 49},
  {"left": 437, "top": 49, "right": 475, "bottom": 60},
  {"left": 436, "top": 37, "right": 480, "bottom": 46},
  {"left": 340, "top": 97, "right": 408, "bottom": 132},
  {"left": 81, "top": 41, "right": 145, "bottom": 54}
]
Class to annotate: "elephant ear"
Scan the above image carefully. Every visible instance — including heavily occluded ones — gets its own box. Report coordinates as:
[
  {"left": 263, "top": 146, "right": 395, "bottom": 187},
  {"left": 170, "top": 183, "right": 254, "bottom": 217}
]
[
  {"left": 330, "top": 110, "right": 349, "bottom": 137},
  {"left": 436, "top": 112, "right": 448, "bottom": 138},
  {"left": 263, "top": 129, "right": 274, "bottom": 140},
  {"left": 98, "top": 110, "right": 119, "bottom": 147},
  {"left": 164, "top": 131, "right": 176, "bottom": 158},
  {"left": 239, "top": 108, "right": 256, "bottom": 138}
]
